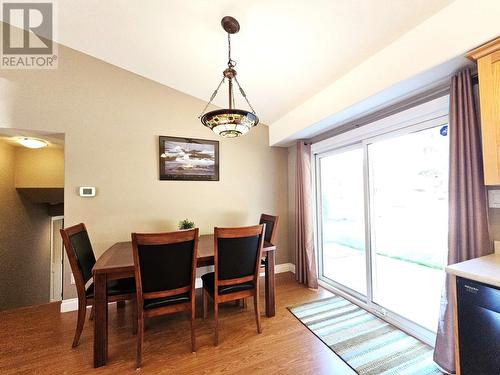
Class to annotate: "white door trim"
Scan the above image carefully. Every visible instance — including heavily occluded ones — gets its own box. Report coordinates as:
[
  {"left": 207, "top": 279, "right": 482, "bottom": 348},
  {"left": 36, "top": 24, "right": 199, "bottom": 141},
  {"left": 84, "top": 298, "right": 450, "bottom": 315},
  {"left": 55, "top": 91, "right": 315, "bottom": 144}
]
[
  {"left": 50, "top": 216, "right": 64, "bottom": 302},
  {"left": 312, "top": 95, "right": 449, "bottom": 155}
]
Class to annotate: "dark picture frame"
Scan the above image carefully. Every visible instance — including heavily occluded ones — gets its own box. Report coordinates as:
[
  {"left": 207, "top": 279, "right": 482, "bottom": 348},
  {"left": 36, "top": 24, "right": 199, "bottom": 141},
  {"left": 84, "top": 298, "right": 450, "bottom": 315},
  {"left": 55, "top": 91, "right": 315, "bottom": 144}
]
[{"left": 159, "top": 136, "right": 219, "bottom": 181}]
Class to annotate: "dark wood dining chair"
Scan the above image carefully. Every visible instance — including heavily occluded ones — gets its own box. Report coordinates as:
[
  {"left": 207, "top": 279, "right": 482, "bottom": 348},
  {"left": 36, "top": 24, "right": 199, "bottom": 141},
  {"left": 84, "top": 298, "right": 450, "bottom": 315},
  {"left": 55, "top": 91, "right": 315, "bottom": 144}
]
[
  {"left": 241, "top": 214, "right": 279, "bottom": 306},
  {"left": 202, "top": 224, "right": 265, "bottom": 345},
  {"left": 259, "top": 214, "right": 279, "bottom": 246},
  {"left": 132, "top": 228, "right": 198, "bottom": 369},
  {"left": 259, "top": 213, "right": 279, "bottom": 267},
  {"left": 235, "top": 214, "right": 279, "bottom": 309},
  {"left": 60, "top": 223, "right": 136, "bottom": 348}
]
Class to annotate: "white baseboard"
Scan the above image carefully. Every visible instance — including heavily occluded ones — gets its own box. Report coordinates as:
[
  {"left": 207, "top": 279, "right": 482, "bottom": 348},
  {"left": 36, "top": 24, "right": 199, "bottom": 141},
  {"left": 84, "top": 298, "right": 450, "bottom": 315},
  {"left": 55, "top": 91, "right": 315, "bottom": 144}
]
[
  {"left": 60, "top": 298, "right": 78, "bottom": 313},
  {"left": 276, "top": 262, "right": 295, "bottom": 274},
  {"left": 60, "top": 263, "right": 296, "bottom": 313}
]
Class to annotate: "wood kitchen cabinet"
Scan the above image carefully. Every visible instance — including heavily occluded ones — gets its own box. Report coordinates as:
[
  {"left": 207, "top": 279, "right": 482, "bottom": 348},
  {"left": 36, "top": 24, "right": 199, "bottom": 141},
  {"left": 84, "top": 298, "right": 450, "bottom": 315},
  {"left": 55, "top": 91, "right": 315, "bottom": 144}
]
[{"left": 467, "top": 38, "right": 500, "bottom": 185}]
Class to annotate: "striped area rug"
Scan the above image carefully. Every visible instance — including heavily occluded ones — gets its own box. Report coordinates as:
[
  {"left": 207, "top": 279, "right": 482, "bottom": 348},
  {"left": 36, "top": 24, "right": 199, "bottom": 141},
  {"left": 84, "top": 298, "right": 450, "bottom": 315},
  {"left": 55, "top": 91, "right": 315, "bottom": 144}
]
[{"left": 289, "top": 296, "right": 443, "bottom": 375}]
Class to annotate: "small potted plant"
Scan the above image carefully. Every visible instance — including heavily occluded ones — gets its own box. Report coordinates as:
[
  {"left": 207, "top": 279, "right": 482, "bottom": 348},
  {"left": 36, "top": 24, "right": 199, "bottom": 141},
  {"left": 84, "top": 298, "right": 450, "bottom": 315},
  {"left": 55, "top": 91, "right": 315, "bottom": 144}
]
[{"left": 178, "top": 218, "right": 195, "bottom": 230}]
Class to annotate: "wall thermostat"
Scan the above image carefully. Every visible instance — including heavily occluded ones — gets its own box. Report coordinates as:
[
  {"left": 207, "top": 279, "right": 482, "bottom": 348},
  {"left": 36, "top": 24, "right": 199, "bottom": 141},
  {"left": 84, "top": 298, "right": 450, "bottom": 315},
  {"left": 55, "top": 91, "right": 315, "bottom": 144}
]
[{"left": 79, "top": 186, "right": 96, "bottom": 197}]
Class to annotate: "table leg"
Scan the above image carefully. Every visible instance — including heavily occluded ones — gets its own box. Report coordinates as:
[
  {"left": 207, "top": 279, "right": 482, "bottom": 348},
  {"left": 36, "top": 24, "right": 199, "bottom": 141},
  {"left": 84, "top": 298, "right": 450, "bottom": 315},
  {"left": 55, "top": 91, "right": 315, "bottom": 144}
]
[
  {"left": 264, "top": 250, "right": 276, "bottom": 317},
  {"left": 94, "top": 273, "right": 108, "bottom": 368}
]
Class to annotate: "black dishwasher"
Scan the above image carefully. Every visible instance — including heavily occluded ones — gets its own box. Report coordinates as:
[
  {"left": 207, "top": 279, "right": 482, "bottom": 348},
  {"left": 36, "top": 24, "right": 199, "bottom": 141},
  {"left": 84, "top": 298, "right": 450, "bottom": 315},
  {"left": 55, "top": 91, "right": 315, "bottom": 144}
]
[{"left": 457, "top": 276, "right": 500, "bottom": 374}]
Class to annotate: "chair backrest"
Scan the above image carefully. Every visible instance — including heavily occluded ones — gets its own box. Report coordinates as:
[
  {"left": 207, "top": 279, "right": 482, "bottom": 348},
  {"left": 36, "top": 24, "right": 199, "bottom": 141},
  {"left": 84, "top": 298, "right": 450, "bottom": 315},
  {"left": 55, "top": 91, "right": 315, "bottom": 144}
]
[
  {"left": 214, "top": 225, "right": 265, "bottom": 288},
  {"left": 132, "top": 229, "right": 198, "bottom": 303},
  {"left": 259, "top": 214, "right": 279, "bottom": 244},
  {"left": 60, "top": 223, "right": 96, "bottom": 295}
]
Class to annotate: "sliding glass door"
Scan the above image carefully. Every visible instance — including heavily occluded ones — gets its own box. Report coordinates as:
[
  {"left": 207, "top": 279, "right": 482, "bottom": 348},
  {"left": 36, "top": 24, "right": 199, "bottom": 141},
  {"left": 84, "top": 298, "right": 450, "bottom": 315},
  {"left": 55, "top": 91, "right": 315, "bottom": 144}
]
[
  {"left": 318, "top": 146, "right": 366, "bottom": 296},
  {"left": 315, "top": 103, "right": 449, "bottom": 339},
  {"left": 367, "top": 125, "right": 448, "bottom": 332}
]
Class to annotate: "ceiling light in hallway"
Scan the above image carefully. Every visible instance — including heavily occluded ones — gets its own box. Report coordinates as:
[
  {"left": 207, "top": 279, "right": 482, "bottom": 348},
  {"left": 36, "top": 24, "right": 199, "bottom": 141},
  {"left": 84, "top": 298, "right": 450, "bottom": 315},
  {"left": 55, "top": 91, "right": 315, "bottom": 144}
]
[{"left": 16, "top": 137, "right": 48, "bottom": 149}]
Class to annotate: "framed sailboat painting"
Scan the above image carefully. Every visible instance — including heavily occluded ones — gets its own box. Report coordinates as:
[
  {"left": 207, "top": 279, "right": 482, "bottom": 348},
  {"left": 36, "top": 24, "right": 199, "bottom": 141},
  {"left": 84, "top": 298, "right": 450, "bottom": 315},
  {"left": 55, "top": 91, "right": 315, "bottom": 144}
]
[{"left": 159, "top": 136, "right": 219, "bottom": 181}]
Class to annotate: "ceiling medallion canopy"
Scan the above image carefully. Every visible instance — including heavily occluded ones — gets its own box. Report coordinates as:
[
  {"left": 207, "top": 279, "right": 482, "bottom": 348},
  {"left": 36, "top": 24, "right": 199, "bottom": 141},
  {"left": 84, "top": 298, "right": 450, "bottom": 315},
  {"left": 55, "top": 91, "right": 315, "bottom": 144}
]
[{"left": 199, "top": 16, "right": 259, "bottom": 138}]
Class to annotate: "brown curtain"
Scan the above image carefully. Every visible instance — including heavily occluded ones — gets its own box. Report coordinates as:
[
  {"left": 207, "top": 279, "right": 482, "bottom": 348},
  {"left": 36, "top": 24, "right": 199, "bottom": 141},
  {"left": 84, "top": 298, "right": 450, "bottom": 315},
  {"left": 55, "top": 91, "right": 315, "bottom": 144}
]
[
  {"left": 433, "top": 69, "right": 491, "bottom": 373},
  {"left": 295, "top": 141, "right": 318, "bottom": 289}
]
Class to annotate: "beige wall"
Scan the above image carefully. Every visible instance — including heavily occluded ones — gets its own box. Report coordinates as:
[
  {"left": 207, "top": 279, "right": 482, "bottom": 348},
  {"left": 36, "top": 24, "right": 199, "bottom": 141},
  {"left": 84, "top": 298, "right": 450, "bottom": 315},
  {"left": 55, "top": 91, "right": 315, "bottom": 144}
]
[
  {"left": 0, "top": 141, "right": 52, "bottom": 310},
  {"left": 15, "top": 147, "right": 64, "bottom": 187},
  {"left": 0, "top": 45, "right": 289, "bottom": 300}
]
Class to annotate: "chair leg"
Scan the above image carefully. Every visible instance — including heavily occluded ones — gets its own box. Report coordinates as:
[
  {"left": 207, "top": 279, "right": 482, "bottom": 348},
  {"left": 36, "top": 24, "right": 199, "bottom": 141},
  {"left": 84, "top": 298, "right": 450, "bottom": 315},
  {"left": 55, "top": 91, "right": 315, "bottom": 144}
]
[
  {"left": 72, "top": 301, "right": 87, "bottom": 348},
  {"left": 242, "top": 298, "right": 247, "bottom": 309},
  {"left": 202, "top": 288, "right": 207, "bottom": 319},
  {"left": 132, "top": 298, "right": 138, "bottom": 335},
  {"left": 214, "top": 301, "right": 219, "bottom": 346},
  {"left": 254, "top": 294, "right": 262, "bottom": 334},
  {"left": 190, "top": 309, "right": 196, "bottom": 352},
  {"left": 136, "top": 316, "right": 144, "bottom": 369},
  {"left": 89, "top": 305, "right": 95, "bottom": 321}
]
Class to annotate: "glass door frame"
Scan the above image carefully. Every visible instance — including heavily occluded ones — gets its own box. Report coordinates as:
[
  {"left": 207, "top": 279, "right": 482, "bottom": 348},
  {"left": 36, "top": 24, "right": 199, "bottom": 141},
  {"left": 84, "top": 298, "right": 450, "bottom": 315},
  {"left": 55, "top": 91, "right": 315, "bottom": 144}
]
[{"left": 312, "top": 95, "right": 450, "bottom": 345}]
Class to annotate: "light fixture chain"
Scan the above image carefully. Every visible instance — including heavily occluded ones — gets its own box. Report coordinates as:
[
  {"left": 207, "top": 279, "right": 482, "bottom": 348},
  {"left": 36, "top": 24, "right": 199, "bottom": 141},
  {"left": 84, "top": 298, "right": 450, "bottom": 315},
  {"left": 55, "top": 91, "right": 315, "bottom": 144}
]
[
  {"left": 198, "top": 77, "right": 225, "bottom": 118},
  {"left": 234, "top": 76, "right": 256, "bottom": 114},
  {"left": 227, "top": 33, "right": 236, "bottom": 68}
]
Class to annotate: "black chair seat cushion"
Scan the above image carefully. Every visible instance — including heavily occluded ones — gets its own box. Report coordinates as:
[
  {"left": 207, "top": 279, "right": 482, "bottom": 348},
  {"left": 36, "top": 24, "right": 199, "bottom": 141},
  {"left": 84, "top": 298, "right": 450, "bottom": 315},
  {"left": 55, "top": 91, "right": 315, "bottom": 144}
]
[
  {"left": 201, "top": 272, "right": 254, "bottom": 295},
  {"left": 143, "top": 293, "right": 190, "bottom": 310},
  {"left": 85, "top": 277, "right": 135, "bottom": 298}
]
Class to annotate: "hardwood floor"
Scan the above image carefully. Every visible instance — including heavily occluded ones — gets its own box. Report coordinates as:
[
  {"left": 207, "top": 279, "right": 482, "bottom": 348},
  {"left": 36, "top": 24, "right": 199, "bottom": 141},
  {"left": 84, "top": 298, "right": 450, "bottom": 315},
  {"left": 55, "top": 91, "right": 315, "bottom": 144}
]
[{"left": 0, "top": 273, "right": 355, "bottom": 374}]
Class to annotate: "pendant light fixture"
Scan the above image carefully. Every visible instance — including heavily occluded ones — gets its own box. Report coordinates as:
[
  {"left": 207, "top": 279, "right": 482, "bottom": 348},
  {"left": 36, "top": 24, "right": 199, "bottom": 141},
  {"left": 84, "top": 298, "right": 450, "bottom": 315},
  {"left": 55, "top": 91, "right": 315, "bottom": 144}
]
[{"left": 199, "top": 16, "right": 259, "bottom": 138}]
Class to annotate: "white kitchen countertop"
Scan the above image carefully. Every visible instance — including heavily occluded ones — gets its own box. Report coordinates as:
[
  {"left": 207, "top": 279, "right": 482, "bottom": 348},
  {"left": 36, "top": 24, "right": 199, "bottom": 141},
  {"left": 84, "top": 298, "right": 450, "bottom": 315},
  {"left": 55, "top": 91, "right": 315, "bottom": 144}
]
[{"left": 446, "top": 253, "right": 500, "bottom": 288}]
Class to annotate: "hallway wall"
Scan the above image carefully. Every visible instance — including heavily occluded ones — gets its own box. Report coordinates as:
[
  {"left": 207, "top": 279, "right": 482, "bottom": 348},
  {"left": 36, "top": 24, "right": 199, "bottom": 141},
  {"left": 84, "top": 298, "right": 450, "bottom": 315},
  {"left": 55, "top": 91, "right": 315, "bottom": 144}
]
[{"left": 0, "top": 140, "right": 53, "bottom": 310}]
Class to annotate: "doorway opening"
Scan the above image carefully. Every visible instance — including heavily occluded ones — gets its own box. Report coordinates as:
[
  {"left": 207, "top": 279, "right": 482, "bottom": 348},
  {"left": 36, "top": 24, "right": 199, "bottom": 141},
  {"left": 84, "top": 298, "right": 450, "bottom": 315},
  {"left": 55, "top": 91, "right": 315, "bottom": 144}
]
[{"left": 0, "top": 128, "right": 64, "bottom": 311}]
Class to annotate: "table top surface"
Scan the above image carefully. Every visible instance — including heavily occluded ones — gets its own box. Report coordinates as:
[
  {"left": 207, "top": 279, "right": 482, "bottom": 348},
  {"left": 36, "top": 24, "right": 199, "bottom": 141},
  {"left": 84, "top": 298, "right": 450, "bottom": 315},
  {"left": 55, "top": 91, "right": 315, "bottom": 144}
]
[{"left": 93, "top": 233, "right": 276, "bottom": 274}]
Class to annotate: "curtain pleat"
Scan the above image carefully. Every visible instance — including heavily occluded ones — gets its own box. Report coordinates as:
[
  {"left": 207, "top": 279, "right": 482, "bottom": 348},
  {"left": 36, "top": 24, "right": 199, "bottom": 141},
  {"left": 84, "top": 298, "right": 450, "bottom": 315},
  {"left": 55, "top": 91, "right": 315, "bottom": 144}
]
[{"left": 295, "top": 141, "right": 318, "bottom": 289}]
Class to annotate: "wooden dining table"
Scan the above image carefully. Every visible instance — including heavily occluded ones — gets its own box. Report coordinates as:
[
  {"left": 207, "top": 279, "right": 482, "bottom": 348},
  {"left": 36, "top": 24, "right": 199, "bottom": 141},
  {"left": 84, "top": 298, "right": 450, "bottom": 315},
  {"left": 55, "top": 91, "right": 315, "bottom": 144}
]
[{"left": 92, "top": 233, "right": 277, "bottom": 368}]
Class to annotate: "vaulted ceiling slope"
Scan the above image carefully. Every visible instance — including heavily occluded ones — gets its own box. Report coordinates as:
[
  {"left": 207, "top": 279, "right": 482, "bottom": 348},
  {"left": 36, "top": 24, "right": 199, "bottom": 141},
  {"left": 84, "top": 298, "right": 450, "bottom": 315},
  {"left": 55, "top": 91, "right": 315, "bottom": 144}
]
[
  {"left": 56, "top": 0, "right": 454, "bottom": 125},
  {"left": 269, "top": 0, "right": 500, "bottom": 145}
]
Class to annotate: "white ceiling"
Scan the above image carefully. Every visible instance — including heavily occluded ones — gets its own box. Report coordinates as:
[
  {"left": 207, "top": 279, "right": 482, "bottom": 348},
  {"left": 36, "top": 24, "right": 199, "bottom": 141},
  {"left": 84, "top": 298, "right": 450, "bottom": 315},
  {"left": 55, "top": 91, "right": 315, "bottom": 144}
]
[{"left": 55, "top": 0, "right": 453, "bottom": 125}]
